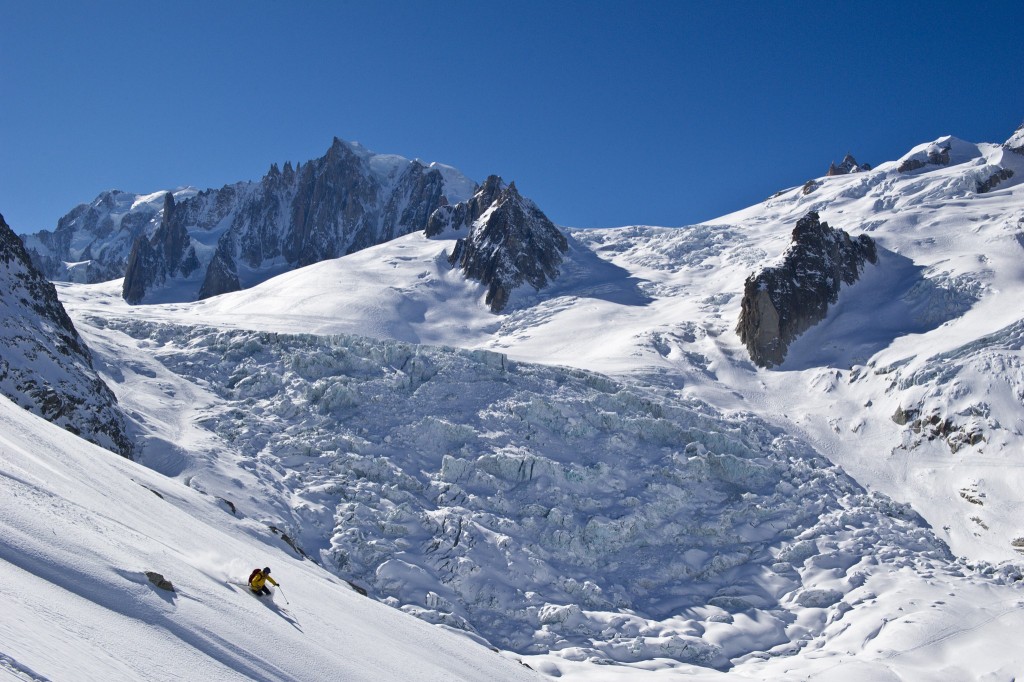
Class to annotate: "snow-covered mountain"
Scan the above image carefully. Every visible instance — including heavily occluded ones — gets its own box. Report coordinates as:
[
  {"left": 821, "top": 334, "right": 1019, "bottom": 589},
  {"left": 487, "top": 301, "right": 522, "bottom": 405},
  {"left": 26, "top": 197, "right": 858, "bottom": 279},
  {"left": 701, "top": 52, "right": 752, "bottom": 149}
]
[
  {"left": 446, "top": 178, "right": 568, "bottom": 312},
  {"left": 22, "top": 137, "right": 477, "bottom": 299},
  {"left": 0, "top": 212, "right": 132, "bottom": 457},
  {"left": 22, "top": 138, "right": 568, "bottom": 308},
  {"left": 8, "top": 122, "right": 1024, "bottom": 679},
  {"left": 0, "top": 392, "right": 537, "bottom": 681},
  {"left": 22, "top": 187, "right": 200, "bottom": 284}
]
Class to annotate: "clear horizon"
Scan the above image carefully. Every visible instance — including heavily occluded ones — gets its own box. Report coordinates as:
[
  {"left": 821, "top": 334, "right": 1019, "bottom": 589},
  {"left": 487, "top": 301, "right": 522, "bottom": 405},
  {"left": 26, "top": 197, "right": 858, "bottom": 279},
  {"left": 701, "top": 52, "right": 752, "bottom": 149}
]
[{"left": 2, "top": 0, "right": 1022, "bottom": 234}]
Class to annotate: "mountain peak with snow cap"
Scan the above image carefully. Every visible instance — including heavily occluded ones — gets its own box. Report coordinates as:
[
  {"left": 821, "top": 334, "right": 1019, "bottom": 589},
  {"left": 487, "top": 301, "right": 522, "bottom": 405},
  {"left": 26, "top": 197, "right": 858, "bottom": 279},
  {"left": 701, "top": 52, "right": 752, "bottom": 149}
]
[{"left": 447, "top": 179, "right": 568, "bottom": 312}]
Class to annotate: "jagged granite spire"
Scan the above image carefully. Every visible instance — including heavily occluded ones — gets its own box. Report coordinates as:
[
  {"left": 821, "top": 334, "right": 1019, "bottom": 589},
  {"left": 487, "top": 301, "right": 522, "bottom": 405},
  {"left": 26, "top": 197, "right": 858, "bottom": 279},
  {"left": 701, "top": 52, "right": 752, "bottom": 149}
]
[
  {"left": 0, "top": 212, "right": 133, "bottom": 457},
  {"left": 122, "top": 193, "right": 200, "bottom": 303},
  {"left": 425, "top": 174, "right": 505, "bottom": 237},
  {"left": 826, "top": 153, "right": 870, "bottom": 176},
  {"left": 447, "top": 181, "right": 568, "bottom": 313},
  {"left": 736, "top": 211, "right": 877, "bottom": 368},
  {"left": 116, "top": 138, "right": 470, "bottom": 303}
]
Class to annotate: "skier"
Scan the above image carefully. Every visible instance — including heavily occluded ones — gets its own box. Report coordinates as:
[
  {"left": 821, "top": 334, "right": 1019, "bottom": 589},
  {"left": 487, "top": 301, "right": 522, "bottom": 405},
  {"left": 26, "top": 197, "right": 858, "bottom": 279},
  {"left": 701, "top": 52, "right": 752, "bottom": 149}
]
[{"left": 248, "top": 566, "right": 279, "bottom": 597}]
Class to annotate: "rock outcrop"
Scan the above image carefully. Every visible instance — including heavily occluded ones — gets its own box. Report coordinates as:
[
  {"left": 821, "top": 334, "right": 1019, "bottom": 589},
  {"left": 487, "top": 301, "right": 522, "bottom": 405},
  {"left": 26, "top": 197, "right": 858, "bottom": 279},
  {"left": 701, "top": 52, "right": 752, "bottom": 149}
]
[
  {"left": 1005, "top": 122, "right": 1024, "bottom": 154},
  {"left": 0, "top": 212, "right": 133, "bottom": 457},
  {"left": 977, "top": 167, "right": 1015, "bottom": 194},
  {"left": 123, "top": 193, "right": 201, "bottom": 303},
  {"left": 425, "top": 174, "right": 505, "bottom": 237},
  {"left": 446, "top": 179, "right": 568, "bottom": 312},
  {"left": 826, "top": 153, "right": 871, "bottom": 176},
  {"left": 22, "top": 139, "right": 477, "bottom": 304},
  {"left": 897, "top": 143, "right": 951, "bottom": 173},
  {"left": 736, "top": 211, "right": 878, "bottom": 368}
]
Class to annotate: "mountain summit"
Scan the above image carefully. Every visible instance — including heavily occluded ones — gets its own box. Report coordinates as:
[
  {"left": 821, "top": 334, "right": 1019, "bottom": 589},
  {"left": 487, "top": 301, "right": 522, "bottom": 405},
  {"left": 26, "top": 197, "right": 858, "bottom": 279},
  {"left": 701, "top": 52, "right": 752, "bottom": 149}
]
[{"left": 445, "top": 177, "right": 568, "bottom": 312}]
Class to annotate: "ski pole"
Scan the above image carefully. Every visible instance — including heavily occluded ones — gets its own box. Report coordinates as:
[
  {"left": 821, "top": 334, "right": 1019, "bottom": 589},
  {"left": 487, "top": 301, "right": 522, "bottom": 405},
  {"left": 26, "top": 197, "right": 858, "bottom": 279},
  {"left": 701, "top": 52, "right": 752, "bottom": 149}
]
[{"left": 278, "top": 585, "right": 290, "bottom": 605}]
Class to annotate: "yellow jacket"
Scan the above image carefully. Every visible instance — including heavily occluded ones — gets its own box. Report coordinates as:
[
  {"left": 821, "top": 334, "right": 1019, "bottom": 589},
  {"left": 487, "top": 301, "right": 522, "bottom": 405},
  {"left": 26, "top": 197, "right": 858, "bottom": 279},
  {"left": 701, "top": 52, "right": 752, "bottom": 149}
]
[{"left": 250, "top": 571, "right": 278, "bottom": 591}]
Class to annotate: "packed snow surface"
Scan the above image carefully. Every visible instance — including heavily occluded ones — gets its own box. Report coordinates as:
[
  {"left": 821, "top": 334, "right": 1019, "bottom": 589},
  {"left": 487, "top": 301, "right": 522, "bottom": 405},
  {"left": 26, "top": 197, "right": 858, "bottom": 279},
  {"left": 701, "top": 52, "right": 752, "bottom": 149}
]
[{"left": 11, "top": 130, "right": 1024, "bottom": 679}]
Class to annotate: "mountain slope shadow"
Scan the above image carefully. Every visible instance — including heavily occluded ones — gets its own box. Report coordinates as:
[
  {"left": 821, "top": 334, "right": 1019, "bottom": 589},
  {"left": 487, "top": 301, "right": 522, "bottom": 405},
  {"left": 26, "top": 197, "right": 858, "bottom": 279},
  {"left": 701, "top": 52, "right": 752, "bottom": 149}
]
[
  {"left": 779, "top": 247, "right": 978, "bottom": 371},
  {"left": 536, "top": 234, "right": 654, "bottom": 306}
]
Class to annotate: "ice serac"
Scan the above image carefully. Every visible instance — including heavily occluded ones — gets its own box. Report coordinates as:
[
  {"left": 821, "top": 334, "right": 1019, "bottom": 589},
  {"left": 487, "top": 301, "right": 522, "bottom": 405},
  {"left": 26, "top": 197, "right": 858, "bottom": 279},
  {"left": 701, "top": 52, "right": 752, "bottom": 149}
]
[
  {"left": 0, "top": 212, "right": 132, "bottom": 457},
  {"left": 736, "top": 211, "right": 877, "bottom": 368},
  {"left": 446, "top": 179, "right": 568, "bottom": 312}
]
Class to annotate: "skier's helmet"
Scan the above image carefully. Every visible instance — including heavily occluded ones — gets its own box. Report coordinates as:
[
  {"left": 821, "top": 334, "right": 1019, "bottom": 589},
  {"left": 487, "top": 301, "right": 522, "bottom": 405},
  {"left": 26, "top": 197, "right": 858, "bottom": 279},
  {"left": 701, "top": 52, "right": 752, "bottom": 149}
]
[{"left": 263, "top": 567, "right": 271, "bottom": 574}]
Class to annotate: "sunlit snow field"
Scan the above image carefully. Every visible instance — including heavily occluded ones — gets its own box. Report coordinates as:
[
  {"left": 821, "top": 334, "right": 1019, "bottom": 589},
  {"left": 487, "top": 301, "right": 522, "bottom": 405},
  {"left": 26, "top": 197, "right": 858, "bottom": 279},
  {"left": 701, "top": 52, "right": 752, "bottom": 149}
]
[{"left": 7, "top": 133, "right": 1024, "bottom": 679}]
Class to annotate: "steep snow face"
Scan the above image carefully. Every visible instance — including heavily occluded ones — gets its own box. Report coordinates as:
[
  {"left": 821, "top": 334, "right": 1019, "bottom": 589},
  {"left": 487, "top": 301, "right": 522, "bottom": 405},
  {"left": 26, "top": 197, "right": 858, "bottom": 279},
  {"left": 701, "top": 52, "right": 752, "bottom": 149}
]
[
  {"left": 0, "top": 213, "right": 131, "bottom": 457},
  {"left": 0, "top": 394, "right": 537, "bottom": 682},
  {"left": 22, "top": 187, "right": 198, "bottom": 283}
]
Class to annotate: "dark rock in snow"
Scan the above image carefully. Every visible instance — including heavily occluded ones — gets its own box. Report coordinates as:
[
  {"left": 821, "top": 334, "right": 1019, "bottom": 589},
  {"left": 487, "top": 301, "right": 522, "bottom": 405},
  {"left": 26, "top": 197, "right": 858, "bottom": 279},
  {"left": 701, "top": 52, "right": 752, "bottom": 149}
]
[
  {"left": 736, "top": 211, "right": 878, "bottom": 368},
  {"left": 0, "top": 212, "right": 133, "bottom": 457},
  {"left": 446, "top": 180, "right": 568, "bottom": 313},
  {"left": 1004, "top": 121, "right": 1024, "bottom": 154},
  {"left": 145, "top": 572, "right": 175, "bottom": 591},
  {"left": 197, "top": 241, "right": 241, "bottom": 300},
  {"left": 123, "top": 193, "right": 201, "bottom": 303},
  {"left": 897, "top": 144, "right": 951, "bottom": 173},
  {"left": 801, "top": 180, "right": 821, "bottom": 195},
  {"left": 826, "top": 153, "right": 870, "bottom": 176},
  {"left": 21, "top": 138, "right": 475, "bottom": 304},
  {"left": 425, "top": 174, "right": 504, "bottom": 237},
  {"left": 977, "top": 167, "right": 1014, "bottom": 194}
]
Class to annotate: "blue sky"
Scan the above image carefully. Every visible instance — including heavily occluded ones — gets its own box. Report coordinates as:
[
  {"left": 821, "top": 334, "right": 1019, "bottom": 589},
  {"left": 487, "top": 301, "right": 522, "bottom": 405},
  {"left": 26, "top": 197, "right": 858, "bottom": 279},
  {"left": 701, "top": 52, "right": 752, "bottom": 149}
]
[{"left": 2, "top": 1, "right": 1022, "bottom": 233}]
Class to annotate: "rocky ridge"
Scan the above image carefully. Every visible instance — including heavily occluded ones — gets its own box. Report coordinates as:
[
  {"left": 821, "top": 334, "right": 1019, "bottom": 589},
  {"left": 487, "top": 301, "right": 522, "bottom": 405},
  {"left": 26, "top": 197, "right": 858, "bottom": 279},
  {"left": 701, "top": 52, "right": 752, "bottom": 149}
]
[
  {"left": 446, "top": 180, "right": 568, "bottom": 312},
  {"left": 826, "top": 153, "right": 871, "bottom": 176},
  {"left": 0, "top": 212, "right": 132, "bottom": 457},
  {"left": 736, "top": 211, "right": 878, "bottom": 368}
]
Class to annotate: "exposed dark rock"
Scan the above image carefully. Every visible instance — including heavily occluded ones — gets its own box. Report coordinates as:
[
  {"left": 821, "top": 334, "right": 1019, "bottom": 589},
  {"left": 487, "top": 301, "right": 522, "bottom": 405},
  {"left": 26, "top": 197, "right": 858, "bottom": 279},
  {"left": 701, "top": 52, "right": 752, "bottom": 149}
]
[
  {"left": 801, "top": 180, "right": 821, "bottom": 195},
  {"left": 977, "top": 167, "right": 1014, "bottom": 194},
  {"left": 826, "top": 153, "right": 870, "bottom": 176},
  {"left": 892, "top": 405, "right": 918, "bottom": 425},
  {"left": 425, "top": 175, "right": 505, "bottom": 237},
  {"left": 0, "top": 212, "right": 133, "bottom": 457},
  {"left": 122, "top": 234, "right": 160, "bottom": 304},
  {"left": 446, "top": 181, "right": 568, "bottom": 312},
  {"left": 898, "top": 144, "right": 951, "bottom": 173},
  {"left": 736, "top": 211, "right": 878, "bottom": 368},
  {"left": 145, "top": 572, "right": 175, "bottom": 591},
  {"left": 123, "top": 193, "right": 201, "bottom": 303},
  {"left": 197, "top": 241, "right": 241, "bottom": 300}
]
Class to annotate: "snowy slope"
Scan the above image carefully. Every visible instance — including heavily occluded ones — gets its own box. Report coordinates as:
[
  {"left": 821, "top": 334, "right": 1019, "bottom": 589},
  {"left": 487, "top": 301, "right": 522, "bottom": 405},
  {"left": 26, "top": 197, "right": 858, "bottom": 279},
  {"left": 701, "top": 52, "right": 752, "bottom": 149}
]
[
  {"left": 33, "top": 124, "right": 1024, "bottom": 678},
  {"left": 59, "top": 131, "right": 1024, "bottom": 565},
  {"left": 0, "top": 394, "right": 537, "bottom": 681}
]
